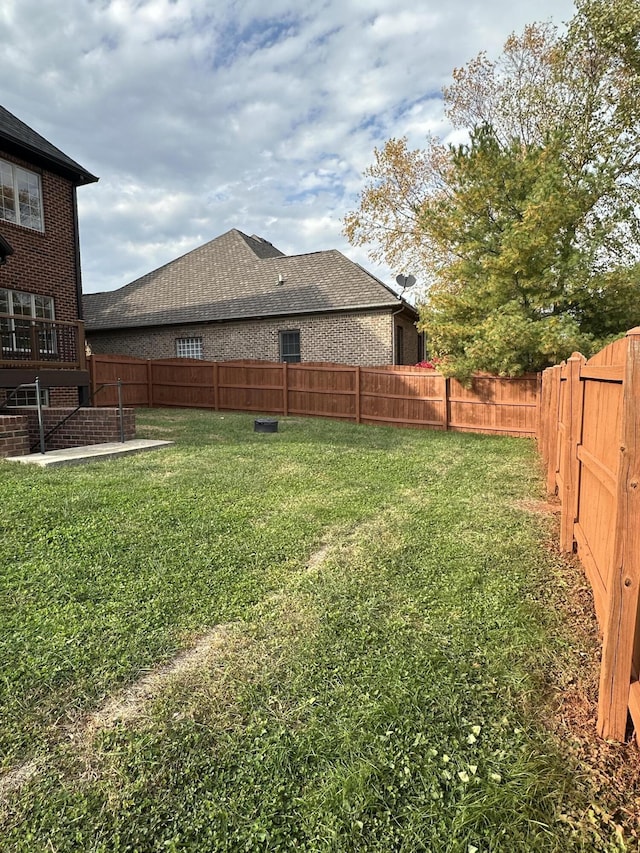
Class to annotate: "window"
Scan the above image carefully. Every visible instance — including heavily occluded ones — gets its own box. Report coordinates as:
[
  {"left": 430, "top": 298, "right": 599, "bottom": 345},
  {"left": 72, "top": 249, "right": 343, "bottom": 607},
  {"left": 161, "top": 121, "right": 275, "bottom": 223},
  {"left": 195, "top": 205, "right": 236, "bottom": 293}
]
[
  {"left": 175, "top": 337, "right": 203, "bottom": 359},
  {"left": 279, "top": 330, "right": 300, "bottom": 363},
  {"left": 0, "top": 288, "right": 55, "bottom": 357},
  {"left": 5, "top": 387, "right": 49, "bottom": 407},
  {"left": 395, "top": 325, "right": 404, "bottom": 365},
  {"left": 0, "top": 158, "right": 44, "bottom": 231}
]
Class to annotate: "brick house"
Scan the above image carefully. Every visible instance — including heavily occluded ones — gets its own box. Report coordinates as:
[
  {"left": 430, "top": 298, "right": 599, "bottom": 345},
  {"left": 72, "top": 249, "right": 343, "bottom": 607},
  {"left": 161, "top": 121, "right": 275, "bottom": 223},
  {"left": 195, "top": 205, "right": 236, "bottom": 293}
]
[
  {"left": 0, "top": 104, "right": 97, "bottom": 406},
  {"left": 84, "top": 229, "right": 422, "bottom": 366},
  {"left": 0, "top": 106, "right": 136, "bottom": 457}
]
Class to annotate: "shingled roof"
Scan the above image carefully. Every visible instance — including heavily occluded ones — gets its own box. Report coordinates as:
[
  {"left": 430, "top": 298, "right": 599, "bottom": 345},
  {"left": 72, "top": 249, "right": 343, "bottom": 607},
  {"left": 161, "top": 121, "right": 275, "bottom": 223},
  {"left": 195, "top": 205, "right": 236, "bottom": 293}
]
[
  {"left": 0, "top": 105, "right": 98, "bottom": 186},
  {"left": 83, "top": 229, "right": 414, "bottom": 330}
]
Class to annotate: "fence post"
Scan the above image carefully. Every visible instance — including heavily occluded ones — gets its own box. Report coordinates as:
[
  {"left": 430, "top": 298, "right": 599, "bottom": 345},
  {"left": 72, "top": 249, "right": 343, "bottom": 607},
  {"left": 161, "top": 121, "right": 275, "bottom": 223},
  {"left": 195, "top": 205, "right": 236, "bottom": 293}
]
[
  {"left": 559, "top": 354, "right": 585, "bottom": 552},
  {"left": 443, "top": 375, "right": 449, "bottom": 430},
  {"left": 355, "top": 365, "right": 362, "bottom": 424},
  {"left": 597, "top": 328, "right": 640, "bottom": 741},
  {"left": 546, "top": 367, "right": 561, "bottom": 495},
  {"left": 537, "top": 371, "right": 547, "bottom": 456},
  {"left": 283, "top": 362, "right": 289, "bottom": 416},
  {"left": 146, "top": 360, "right": 154, "bottom": 408},
  {"left": 117, "top": 378, "right": 125, "bottom": 443},
  {"left": 213, "top": 362, "right": 219, "bottom": 411}
]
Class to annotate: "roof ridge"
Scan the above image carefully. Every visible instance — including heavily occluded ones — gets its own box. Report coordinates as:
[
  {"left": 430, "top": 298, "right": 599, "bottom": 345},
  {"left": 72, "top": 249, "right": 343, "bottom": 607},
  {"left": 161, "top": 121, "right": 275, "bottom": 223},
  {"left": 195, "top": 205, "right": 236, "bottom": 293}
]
[
  {"left": 107, "top": 231, "right": 242, "bottom": 293},
  {"left": 234, "top": 229, "right": 286, "bottom": 259},
  {"left": 82, "top": 230, "right": 417, "bottom": 329}
]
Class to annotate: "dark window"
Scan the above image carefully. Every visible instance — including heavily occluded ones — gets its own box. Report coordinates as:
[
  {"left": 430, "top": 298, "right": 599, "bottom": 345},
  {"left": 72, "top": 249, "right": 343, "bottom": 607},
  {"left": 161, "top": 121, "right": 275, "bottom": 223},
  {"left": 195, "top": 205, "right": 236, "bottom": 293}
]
[
  {"left": 279, "top": 330, "right": 301, "bottom": 363},
  {"left": 395, "top": 325, "right": 404, "bottom": 365}
]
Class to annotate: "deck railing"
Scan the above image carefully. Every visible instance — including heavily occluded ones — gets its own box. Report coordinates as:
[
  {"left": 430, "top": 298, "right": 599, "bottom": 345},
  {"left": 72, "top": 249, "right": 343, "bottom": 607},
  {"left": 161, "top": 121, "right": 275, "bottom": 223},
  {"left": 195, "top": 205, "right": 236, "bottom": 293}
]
[{"left": 0, "top": 315, "right": 86, "bottom": 370}]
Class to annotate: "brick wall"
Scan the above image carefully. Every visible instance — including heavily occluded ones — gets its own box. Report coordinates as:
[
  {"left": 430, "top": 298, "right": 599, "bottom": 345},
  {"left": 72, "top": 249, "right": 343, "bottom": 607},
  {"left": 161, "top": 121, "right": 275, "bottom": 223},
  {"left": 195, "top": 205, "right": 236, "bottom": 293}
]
[
  {"left": 49, "top": 387, "right": 81, "bottom": 407},
  {"left": 20, "top": 407, "right": 135, "bottom": 452},
  {"left": 88, "top": 309, "right": 421, "bottom": 367},
  {"left": 0, "top": 414, "right": 30, "bottom": 458},
  {"left": 0, "top": 149, "right": 80, "bottom": 321},
  {"left": 1, "top": 147, "right": 85, "bottom": 404}
]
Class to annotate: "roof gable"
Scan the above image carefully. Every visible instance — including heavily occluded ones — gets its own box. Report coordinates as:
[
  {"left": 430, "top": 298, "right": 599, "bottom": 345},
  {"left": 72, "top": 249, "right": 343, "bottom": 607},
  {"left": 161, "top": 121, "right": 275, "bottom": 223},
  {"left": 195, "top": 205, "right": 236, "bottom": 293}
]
[
  {"left": 83, "top": 229, "right": 413, "bottom": 330},
  {"left": 0, "top": 105, "right": 98, "bottom": 185}
]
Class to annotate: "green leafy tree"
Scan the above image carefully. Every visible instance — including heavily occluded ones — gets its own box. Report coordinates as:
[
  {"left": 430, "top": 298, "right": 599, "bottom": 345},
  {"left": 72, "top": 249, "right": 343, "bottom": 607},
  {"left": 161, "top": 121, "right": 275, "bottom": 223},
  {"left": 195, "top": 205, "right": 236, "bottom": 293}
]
[{"left": 344, "top": 0, "right": 640, "bottom": 378}]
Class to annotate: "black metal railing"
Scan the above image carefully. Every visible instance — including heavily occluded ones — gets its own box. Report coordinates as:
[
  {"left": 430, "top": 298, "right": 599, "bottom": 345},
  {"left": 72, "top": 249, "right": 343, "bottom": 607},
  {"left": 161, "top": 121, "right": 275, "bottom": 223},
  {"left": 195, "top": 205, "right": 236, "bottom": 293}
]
[{"left": 1, "top": 377, "right": 125, "bottom": 455}]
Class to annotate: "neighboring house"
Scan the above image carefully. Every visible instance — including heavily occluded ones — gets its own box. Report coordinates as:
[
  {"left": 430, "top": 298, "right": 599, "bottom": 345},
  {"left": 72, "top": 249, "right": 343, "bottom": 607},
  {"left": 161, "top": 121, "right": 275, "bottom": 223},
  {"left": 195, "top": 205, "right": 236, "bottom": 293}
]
[
  {"left": 84, "top": 229, "right": 422, "bottom": 366},
  {"left": 0, "top": 104, "right": 98, "bottom": 407}
]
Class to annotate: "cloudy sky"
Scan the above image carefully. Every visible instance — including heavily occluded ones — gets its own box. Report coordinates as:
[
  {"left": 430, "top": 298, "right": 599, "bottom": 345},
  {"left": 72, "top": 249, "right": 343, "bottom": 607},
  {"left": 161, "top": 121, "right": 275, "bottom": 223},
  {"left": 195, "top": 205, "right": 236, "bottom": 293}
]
[{"left": 2, "top": 0, "right": 576, "bottom": 294}]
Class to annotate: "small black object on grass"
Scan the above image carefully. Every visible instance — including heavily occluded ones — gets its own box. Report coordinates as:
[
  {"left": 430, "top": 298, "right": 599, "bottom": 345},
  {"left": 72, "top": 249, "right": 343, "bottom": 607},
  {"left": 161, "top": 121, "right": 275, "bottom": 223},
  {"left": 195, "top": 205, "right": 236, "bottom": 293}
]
[{"left": 254, "top": 419, "right": 278, "bottom": 433}]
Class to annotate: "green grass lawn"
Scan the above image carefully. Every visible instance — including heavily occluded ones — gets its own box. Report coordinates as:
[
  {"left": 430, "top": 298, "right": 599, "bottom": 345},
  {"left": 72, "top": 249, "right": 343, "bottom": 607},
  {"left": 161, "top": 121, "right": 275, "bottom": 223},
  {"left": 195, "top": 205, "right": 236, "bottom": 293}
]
[{"left": 0, "top": 409, "right": 634, "bottom": 850}]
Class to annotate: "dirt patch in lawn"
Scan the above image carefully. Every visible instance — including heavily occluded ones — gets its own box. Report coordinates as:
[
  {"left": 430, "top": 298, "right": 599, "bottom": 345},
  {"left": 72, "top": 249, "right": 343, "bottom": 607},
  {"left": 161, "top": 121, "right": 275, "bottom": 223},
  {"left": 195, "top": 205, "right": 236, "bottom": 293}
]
[
  {"left": 0, "top": 626, "right": 242, "bottom": 798},
  {"left": 0, "top": 514, "right": 401, "bottom": 800},
  {"left": 82, "top": 626, "right": 238, "bottom": 740},
  {"left": 515, "top": 498, "right": 561, "bottom": 515},
  {"left": 0, "top": 760, "right": 40, "bottom": 799},
  {"left": 307, "top": 543, "right": 332, "bottom": 571}
]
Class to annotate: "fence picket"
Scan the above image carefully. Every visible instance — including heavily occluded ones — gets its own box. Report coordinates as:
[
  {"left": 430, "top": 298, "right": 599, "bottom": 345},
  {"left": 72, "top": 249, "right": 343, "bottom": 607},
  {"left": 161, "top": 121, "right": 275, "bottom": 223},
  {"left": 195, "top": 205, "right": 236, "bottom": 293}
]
[
  {"left": 560, "top": 354, "right": 586, "bottom": 552},
  {"left": 597, "top": 330, "right": 640, "bottom": 740}
]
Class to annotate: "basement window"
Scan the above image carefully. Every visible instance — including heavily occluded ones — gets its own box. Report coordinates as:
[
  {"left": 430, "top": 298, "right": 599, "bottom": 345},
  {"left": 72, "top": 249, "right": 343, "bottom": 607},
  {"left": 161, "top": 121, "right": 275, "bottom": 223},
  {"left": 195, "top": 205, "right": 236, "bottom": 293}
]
[
  {"left": 5, "top": 387, "right": 49, "bottom": 407},
  {"left": 175, "top": 337, "right": 203, "bottom": 359}
]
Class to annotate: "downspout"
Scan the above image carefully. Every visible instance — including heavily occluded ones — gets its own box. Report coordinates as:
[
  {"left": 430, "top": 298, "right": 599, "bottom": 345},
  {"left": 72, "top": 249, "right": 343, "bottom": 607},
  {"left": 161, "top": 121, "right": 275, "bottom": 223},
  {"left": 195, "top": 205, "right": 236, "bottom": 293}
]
[{"left": 391, "top": 303, "right": 404, "bottom": 365}]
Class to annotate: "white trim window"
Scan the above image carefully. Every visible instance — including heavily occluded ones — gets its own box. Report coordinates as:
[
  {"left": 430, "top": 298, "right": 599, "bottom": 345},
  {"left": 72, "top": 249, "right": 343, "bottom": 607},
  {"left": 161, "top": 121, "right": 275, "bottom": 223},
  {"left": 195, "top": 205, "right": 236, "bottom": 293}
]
[
  {"left": 0, "top": 288, "right": 56, "bottom": 356},
  {"left": 0, "top": 158, "right": 44, "bottom": 231},
  {"left": 175, "top": 337, "right": 203, "bottom": 359}
]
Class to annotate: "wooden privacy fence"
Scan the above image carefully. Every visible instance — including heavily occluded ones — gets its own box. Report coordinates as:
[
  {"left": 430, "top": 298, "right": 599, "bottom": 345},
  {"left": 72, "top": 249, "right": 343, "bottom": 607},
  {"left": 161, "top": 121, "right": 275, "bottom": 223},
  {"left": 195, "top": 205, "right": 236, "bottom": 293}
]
[
  {"left": 539, "top": 328, "right": 640, "bottom": 741},
  {"left": 88, "top": 354, "right": 539, "bottom": 437}
]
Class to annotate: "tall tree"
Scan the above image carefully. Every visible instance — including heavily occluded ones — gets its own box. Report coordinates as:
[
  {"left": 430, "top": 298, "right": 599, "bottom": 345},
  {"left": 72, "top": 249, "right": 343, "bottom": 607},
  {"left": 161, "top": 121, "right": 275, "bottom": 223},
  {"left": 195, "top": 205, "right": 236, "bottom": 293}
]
[{"left": 344, "top": 0, "right": 640, "bottom": 377}]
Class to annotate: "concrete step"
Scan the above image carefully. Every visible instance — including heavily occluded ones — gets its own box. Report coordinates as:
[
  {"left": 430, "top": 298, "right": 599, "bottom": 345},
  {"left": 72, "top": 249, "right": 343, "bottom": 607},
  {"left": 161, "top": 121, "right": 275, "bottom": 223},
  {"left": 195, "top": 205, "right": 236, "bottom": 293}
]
[{"left": 4, "top": 439, "right": 174, "bottom": 467}]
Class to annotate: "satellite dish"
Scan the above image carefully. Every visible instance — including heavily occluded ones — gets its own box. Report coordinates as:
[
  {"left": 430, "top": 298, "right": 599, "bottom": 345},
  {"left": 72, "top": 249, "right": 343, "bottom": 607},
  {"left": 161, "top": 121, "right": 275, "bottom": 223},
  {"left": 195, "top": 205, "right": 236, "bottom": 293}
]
[{"left": 395, "top": 274, "right": 416, "bottom": 290}]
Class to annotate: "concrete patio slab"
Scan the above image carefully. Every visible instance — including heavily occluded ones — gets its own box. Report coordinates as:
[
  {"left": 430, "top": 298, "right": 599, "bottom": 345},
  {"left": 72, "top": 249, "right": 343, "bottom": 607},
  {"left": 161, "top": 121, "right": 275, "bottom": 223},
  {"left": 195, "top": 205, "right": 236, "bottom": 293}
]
[{"left": 4, "top": 439, "right": 174, "bottom": 468}]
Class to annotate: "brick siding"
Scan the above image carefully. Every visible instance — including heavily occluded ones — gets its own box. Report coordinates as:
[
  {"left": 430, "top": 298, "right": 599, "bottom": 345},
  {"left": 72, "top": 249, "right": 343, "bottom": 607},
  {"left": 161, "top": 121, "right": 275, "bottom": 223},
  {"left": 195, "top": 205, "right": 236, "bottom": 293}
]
[
  {"left": 0, "top": 414, "right": 30, "bottom": 458},
  {"left": 1, "top": 147, "right": 85, "bottom": 403},
  {"left": 16, "top": 407, "right": 135, "bottom": 453},
  {"left": 0, "top": 150, "right": 80, "bottom": 322},
  {"left": 88, "top": 309, "right": 420, "bottom": 367}
]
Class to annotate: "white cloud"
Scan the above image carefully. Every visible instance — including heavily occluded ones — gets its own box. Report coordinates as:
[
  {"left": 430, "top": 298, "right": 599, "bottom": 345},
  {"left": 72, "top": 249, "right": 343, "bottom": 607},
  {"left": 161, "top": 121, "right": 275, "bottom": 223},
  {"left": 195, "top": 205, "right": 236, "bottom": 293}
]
[{"left": 1, "top": 0, "right": 576, "bottom": 293}]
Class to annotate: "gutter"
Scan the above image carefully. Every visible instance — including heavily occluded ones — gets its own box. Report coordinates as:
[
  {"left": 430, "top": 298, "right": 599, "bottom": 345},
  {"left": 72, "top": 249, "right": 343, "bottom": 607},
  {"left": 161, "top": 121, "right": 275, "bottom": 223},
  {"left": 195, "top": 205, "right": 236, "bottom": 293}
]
[
  {"left": 84, "top": 301, "right": 419, "bottom": 332},
  {"left": 391, "top": 304, "right": 405, "bottom": 366},
  {"left": 0, "top": 134, "right": 98, "bottom": 186}
]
